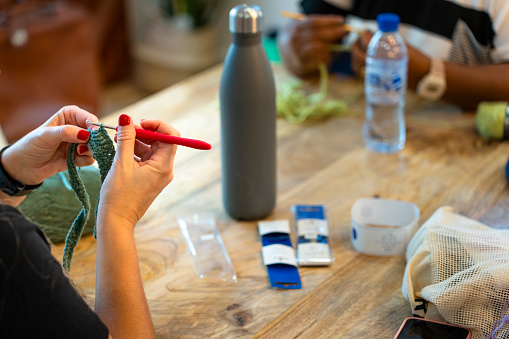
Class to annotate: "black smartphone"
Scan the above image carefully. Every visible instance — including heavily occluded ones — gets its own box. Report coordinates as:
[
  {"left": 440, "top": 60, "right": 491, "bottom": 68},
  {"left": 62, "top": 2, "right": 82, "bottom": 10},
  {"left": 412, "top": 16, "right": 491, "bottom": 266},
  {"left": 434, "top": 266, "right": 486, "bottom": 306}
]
[{"left": 394, "top": 317, "right": 472, "bottom": 339}]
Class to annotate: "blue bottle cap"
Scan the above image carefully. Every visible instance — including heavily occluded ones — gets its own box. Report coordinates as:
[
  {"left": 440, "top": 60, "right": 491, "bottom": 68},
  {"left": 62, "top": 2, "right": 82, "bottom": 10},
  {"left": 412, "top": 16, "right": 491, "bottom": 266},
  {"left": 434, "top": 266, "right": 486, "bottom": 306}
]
[{"left": 377, "top": 13, "right": 400, "bottom": 32}]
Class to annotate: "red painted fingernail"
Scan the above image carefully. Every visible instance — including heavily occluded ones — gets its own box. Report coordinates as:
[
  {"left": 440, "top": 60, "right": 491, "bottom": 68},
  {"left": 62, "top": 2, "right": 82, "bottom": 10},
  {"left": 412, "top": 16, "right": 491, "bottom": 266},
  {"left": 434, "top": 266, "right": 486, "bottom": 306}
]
[
  {"left": 119, "top": 114, "right": 130, "bottom": 126},
  {"left": 77, "top": 144, "right": 89, "bottom": 154},
  {"left": 77, "top": 130, "right": 90, "bottom": 141}
]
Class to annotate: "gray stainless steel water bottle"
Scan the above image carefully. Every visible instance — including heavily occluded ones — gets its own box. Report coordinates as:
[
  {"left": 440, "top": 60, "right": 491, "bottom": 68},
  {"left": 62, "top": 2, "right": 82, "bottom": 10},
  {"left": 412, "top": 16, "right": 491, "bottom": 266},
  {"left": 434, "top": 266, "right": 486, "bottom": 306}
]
[{"left": 219, "top": 4, "right": 276, "bottom": 220}]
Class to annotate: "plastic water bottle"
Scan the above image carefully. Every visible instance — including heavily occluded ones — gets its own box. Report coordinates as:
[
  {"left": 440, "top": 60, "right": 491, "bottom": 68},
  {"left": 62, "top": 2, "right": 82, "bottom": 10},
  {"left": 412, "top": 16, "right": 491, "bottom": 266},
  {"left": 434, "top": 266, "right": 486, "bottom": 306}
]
[
  {"left": 364, "top": 13, "right": 408, "bottom": 153},
  {"left": 219, "top": 4, "right": 276, "bottom": 220}
]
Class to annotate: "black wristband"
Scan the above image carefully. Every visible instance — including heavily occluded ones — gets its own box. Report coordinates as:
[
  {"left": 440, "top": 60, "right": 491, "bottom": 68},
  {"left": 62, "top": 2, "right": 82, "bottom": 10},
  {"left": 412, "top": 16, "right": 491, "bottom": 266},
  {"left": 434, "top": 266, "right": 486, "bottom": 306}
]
[{"left": 0, "top": 145, "right": 43, "bottom": 196}]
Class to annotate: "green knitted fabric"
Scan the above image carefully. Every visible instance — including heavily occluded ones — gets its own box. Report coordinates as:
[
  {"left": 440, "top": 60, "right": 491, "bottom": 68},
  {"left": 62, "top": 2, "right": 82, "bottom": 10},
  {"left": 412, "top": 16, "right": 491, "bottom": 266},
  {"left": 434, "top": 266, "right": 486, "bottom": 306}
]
[
  {"left": 18, "top": 167, "right": 102, "bottom": 243},
  {"left": 62, "top": 126, "right": 115, "bottom": 271}
]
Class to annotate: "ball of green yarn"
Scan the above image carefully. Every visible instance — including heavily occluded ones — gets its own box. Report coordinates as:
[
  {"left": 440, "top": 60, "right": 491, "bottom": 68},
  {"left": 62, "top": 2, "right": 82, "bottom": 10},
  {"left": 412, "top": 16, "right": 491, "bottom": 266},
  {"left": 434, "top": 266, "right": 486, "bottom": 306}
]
[
  {"left": 476, "top": 101, "right": 507, "bottom": 139},
  {"left": 18, "top": 166, "right": 101, "bottom": 243}
]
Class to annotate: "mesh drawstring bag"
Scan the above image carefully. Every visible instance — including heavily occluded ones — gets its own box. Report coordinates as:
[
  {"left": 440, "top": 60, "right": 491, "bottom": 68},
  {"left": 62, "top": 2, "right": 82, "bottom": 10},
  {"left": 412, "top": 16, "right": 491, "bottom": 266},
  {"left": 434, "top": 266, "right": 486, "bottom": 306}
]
[{"left": 402, "top": 207, "right": 509, "bottom": 339}]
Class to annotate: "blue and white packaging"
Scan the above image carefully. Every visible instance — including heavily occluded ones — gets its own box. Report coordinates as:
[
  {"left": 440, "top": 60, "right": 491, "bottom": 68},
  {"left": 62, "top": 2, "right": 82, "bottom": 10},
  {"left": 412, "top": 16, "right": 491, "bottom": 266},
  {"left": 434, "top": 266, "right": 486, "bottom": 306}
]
[
  {"left": 258, "top": 220, "right": 301, "bottom": 289},
  {"left": 291, "top": 205, "right": 334, "bottom": 266}
]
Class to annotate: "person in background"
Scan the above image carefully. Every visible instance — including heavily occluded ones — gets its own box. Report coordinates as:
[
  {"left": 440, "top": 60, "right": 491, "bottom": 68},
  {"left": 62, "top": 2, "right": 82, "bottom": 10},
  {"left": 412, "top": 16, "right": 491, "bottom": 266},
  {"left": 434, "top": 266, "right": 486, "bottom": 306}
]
[
  {"left": 277, "top": 0, "right": 509, "bottom": 109},
  {"left": 0, "top": 106, "right": 179, "bottom": 338}
]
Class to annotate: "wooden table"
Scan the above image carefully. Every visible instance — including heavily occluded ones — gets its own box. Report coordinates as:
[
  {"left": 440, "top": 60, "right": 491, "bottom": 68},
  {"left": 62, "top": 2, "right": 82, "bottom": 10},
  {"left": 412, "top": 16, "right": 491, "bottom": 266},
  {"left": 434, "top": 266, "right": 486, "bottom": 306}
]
[{"left": 52, "top": 64, "right": 509, "bottom": 338}]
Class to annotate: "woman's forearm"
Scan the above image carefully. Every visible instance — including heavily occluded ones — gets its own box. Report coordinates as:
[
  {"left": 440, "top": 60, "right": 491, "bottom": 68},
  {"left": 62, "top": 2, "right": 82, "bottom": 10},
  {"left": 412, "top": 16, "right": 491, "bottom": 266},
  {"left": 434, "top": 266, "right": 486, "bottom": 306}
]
[
  {"left": 95, "top": 215, "right": 155, "bottom": 339},
  {"left": 397, "top": 42, "right": 509, "bottom": 110},
  {"left": 440, "top": 62, "right": 509, "bottom": 110}
]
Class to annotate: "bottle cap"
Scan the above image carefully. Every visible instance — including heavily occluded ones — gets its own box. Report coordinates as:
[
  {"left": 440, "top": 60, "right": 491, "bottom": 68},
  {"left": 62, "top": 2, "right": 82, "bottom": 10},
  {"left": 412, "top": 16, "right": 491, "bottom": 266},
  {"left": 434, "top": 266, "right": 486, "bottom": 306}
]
[
  {"left": 229, "top": 4, "right": 264, "bottom": 34},
  {"left": 377, "top": 13, "right": 400, "bottom": 32}
]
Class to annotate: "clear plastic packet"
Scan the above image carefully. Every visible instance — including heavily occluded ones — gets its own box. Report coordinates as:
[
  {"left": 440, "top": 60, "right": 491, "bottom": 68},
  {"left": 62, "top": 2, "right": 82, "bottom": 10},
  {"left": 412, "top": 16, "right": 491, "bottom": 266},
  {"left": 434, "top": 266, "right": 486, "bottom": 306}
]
[
  {"left": 291, "top": 204, "right": 334, "bottom": 266},
  {"left": 177, "top": 213, "right": 237, "bottom": 282}
]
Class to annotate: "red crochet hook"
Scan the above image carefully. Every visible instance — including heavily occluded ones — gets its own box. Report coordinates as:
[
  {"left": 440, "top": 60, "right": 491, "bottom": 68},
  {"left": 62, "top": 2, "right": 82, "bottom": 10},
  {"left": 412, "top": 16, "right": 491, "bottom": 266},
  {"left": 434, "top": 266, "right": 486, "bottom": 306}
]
[{"left": 87, "top": 121, "right": 212, "bottom": 150}]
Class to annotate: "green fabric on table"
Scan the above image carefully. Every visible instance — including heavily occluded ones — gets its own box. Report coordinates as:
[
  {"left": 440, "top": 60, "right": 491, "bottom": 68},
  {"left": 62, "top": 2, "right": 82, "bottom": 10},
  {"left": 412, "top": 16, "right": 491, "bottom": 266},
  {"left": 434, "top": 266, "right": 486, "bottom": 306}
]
[{"left": 18, "top": 166, "right": 101, "bottom": 243}]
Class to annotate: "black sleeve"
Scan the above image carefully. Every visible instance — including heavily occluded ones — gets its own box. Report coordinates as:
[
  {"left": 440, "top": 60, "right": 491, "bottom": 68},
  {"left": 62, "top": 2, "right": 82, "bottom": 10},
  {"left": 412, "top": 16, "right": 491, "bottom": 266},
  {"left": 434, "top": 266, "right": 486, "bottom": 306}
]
[
  {"left": 301, "top": 0, "right": 351, "bottom": 16},
  {"left": 0, "top": 205, "right": 108, "bottom": 339}
]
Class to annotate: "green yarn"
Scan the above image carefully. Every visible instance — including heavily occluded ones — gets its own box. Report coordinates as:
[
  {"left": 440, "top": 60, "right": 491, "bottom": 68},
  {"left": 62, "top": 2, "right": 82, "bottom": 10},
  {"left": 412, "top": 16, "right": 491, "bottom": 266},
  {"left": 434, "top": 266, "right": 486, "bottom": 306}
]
[
  {"left": 476, "top": 101, "right": 507, "bottom": 140},
  {"left": 85, "top": 126, "right": 115, "bottom": 185},
  {"left": 277, "top": 62, "right": 352, "bottom": 123},
  {"left": 18, "top": 167, "right": 102, "bottom": 243},
  {"left": 328, "top": 44, "right": 351, "bottom": 53},
  {"left": 62, "top": 126, "right": 115, "bottom": 272},
  {"left": 63, "top": 143, "right": 92, "bottom": 272}
]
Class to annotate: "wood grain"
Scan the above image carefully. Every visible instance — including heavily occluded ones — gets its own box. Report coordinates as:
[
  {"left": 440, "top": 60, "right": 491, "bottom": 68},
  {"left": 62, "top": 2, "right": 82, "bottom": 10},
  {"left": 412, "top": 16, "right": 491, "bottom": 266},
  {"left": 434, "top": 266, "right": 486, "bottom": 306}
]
[{"left": 52, "top": 64, "right": 509, "bottom": 338}]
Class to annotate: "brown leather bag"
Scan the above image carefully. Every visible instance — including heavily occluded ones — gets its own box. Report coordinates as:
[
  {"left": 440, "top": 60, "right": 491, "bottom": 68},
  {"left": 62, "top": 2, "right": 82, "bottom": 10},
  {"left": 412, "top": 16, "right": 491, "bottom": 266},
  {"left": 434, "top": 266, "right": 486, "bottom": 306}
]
[{"left": 0, "top": 1, "right": 100, "bottom": 143}]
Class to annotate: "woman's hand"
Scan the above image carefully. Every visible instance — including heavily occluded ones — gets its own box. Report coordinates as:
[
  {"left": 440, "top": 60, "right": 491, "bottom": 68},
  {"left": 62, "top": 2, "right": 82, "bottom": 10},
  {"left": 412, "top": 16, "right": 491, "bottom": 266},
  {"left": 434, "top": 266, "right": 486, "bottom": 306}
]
[
  {"left": 351, "top": 31, "right": 373, "bottom": 77},
  {"left": 278, "top": 14, "right": 349, "bottom": 78},
  {"left": 1, "top": 105, "right": 99, "bottom": 186},
  {"left": 96, "top": 113, "right": 179, "bottom": 230},
  {"left": 94, "top": 114, "right": 178, "bottom": 339}
]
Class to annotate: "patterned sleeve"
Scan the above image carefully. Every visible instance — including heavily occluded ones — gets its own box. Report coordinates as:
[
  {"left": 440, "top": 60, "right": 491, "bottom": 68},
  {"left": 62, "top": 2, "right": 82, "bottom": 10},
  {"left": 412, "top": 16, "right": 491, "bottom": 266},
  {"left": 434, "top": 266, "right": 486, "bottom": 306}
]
[{"left": 489, "top": 0, "right": 509, "bottom": 62}]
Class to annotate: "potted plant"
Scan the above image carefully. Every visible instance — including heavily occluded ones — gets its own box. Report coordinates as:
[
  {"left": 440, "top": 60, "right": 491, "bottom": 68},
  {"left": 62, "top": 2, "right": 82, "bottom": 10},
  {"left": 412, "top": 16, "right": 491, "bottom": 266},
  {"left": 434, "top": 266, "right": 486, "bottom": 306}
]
[
  {"left": 161, "top": 0, "right": 223, "bottom": 29},
  {"left": 127, "top": 0, "right": 229, "bottom": 92}
]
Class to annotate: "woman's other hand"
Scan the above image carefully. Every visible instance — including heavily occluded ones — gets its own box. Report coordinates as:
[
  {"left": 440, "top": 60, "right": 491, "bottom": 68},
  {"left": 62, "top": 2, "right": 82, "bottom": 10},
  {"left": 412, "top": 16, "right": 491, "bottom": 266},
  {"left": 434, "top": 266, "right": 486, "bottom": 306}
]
[
  {"left": 96, "top": 113, "right": 179, "bottom": 230},
  {"left": 278, "top": 14, "right": 348, "bottom": 78},
  {"left": 94, "top": 114, "right": 178, "bottom": 338},
  {"left": 1, "top": 105, "right": 98, "bottom": 186},
  {"left": 350, "top": 31, "right": 373, "bottom": 77}
]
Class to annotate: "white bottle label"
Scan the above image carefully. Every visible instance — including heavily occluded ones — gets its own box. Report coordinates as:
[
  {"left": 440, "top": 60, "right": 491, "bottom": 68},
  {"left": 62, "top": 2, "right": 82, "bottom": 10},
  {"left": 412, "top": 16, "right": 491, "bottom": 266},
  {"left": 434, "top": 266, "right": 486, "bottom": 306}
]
[
  {"left": 368, "top": 68, "right": 404, "bottom": 92},
  {"left": 366, "top": 58, "right": 408, "bottom": 96}
]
